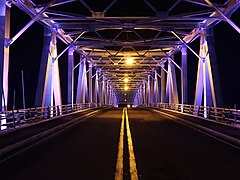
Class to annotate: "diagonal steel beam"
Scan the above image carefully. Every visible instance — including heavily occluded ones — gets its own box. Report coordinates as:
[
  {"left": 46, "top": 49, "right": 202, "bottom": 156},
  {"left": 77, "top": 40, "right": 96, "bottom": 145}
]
[
  {"left": 204, "top": 0, "right": 240, "bottom": 34},
  {"left": 78, "top": 0, "right": 94, "bottom": 14},
  {"left": 7, "top": 0, "right": 56, "bottom": 47},
  {"left": 54, "top": 31, "right": 85, "bottom": 62},
  {"left": 143, "top": 0, "right": 158, "bottom": 14},
  {"left": 102, "top": 0, "right": 118, "bottom": 15},
  {"left": 171, "top": 31, "right": 203, "bottom": 61}
]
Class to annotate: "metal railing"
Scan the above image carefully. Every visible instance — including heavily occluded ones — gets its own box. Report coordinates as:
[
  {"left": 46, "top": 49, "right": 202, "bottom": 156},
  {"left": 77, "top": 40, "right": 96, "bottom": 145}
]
[
  {"left": 0, "top": 103, "right": 101, "bottom": 131},
  {"left": 152, "top": 103, "right": 240, "bottom": 125}
]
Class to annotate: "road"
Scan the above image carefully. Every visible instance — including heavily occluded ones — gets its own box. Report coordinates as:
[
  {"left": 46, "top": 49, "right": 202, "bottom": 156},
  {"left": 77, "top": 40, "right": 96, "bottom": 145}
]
[{"left": 1, "top": 108, "right": 240, "bottom": 180}]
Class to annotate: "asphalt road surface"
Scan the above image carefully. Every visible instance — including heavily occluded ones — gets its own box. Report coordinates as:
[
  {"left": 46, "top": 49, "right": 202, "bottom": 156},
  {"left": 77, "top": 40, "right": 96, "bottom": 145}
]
[{"left": 1, "top": 108, "right": 240, "bottom": 180}]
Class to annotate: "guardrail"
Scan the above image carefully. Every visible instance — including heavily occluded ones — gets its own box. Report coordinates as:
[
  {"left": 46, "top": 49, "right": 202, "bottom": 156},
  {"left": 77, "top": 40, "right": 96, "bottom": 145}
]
[
  {"left": 0, "top": 103, "right": 102, "bottom": 131},
  {"left": 153, "top": 103, "right": 240, "bottom": 125}
]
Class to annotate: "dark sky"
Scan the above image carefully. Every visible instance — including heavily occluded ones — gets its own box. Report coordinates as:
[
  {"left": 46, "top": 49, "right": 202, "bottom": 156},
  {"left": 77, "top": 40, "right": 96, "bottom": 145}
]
[{"left": 7, "top": 2, "right": 240, "bottom": 109}]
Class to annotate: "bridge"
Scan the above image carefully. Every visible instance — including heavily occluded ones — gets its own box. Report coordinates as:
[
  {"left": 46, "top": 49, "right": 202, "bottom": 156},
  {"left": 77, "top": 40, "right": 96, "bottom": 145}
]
[{"left": 0, "top": 0, "right": 240, "bottom": 179}]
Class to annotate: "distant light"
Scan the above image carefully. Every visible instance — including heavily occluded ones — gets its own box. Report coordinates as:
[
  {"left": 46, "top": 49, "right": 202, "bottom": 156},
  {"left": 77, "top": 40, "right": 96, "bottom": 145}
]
[
  {"left": 125, "top": 99, "right": 127, "bottom": 102},
  {"left": 124, "top": 77, "right": 129, "bottom": 83},
  {"left": 127, "top": 104, "right": 131, "bottom": 108},
  {"left": 124, "top": 93, "right": 126, "bottom": 96},
  {"left": 126, "top": 57, "right": 134, "bottom": 65},
  {"left": 124, "top": 86, "right": 129, "bottom": 91}
]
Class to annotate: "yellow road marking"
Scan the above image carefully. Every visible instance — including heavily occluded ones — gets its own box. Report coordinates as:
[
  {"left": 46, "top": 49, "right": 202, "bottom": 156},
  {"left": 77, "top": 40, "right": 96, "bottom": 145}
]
[
  {"left": 114, "top": 109, "right": 125, "bottom": 180},
  {"left": 125, "top": 108, "right": 138, "bottom": 180},
  {"left": 115, "top": 108, "right": 138, "bottom": 180}
]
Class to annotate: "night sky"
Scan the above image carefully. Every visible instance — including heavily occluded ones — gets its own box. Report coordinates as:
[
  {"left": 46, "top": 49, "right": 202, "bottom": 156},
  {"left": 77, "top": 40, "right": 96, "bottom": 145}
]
[{"left": 7, "top": 2, "right": 240, "bottom": 109}]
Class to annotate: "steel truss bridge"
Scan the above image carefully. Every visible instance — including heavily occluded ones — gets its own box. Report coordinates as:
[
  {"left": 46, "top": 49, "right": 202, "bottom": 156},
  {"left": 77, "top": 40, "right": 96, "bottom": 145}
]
[{"left": 0, "top": 0, "right": 240, "bottom": 129}]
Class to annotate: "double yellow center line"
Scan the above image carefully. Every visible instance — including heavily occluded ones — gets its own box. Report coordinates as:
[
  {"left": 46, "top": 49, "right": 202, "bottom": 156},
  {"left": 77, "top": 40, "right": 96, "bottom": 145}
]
[{"left": 115, "top": 108, "right": 138, "bottom": 180}]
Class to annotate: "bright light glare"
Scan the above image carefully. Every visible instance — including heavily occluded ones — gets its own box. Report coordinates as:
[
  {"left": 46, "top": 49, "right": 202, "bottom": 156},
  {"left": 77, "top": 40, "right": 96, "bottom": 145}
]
[
  {"left": 125, "top": 99, "right": 127, "bottom": 102},
  {"left": 126, "top": 57, "right": 134, "bottom": 65},
  {"left": 124, "top": 86, "right": 129, "bottom": 91},
  {"left": 127, "top": 104, "right": 131, "bottom": 108},
  {"left": 124, "top": 77, "right": 129, "bottom": 83}
]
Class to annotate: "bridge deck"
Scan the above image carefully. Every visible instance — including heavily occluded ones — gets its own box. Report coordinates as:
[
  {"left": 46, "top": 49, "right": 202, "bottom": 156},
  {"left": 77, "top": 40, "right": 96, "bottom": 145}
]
[{"left": 1, "top": 108, "right": 240, "bottom": 179}]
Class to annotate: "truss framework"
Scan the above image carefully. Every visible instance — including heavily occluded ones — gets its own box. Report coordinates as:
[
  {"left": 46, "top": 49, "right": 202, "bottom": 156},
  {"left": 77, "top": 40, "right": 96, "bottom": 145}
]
[{"left": 0, "top": 0, "right": 239, "bottom": 108}]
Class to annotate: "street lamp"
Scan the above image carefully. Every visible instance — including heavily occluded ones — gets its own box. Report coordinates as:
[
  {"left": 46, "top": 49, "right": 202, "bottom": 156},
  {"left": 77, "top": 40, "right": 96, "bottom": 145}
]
[{"left": 126, "top": 57, "right": 134, "bottom": 65}]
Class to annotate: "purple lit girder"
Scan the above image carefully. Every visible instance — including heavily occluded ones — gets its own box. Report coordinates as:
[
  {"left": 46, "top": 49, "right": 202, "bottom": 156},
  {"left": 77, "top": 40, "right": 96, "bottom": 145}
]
[
  {"left": 204, "top": 0, "right": 240, "bottom": 34},
  {"left": 76, "top": 58, "right": 88, "bottom": 103},
  {"left": 94, "top": 70, "right": 99, "bottom": 104},
  {"left": 166, "top": 59, "right": 179, "bottom": 104},
  {"left": 194, "top": 29, "right": 219, "bottom": 117},
  {"left": 161, "top": 64, "right": 166, "bottom": 103},
  {"left": 181, "top": 46, "right": 188, "bottom": 105},
  {"left": 68, "top": 47, "right": 74, "bottom": 104},
  {"left": 35, "top": 28, "right": 62, "bottom": 107},
  {"left": 153, "top": 69, "right": 160, "bottom": 104},
  {"left": 88, "top": 63, "right": 93, "bottom": 103},
  {"left": 0, "top": 2, "right": 10, "bottom": 129}
]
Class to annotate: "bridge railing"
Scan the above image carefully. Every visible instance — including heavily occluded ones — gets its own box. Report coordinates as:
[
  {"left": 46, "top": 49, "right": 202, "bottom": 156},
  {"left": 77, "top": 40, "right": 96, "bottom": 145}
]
[
  {"left": 153, "top": 103, "right": 240, "bottom": 125},
  {"left": 0, "top": 103, "right": 102, "bottom": 131}
]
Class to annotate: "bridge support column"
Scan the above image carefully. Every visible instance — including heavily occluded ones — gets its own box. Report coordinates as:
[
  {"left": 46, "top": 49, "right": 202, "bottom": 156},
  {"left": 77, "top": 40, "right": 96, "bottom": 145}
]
[
  {"left": 76, "top": 58, "right": 88, "bottom": 103},
  {"left": 98, "top": 73, "right": 103, "bottom": 105},
  {"left": 105, "top": 81, "right": 109, "bottom": 105},
  {"left": 35, "top": 28, "right": 62, "bottom": 107},
  {"left": 139, "top": 85, "right": 143, "bottom": 105},
  {"left": 103, "top": 78, "right": 107, "bottom": 105},
  {"left": 94, "top": 70, "right": 99, "bottom": 105},
  {"left": 206, "top": 28, "right": 223, "bottom": 107},
  {"left": 143, "top": 82, "right": 146, "bottom": 106},
  {"left": 161, "top": 64, "right": 166, "bottom": 103},
  {"left": 166, "top": 58, "right": 179, "bottom": 104},
  {"left": 181, "top": 46, "right": 188, "bottom": 106},
  {"left": 88, "top": 63, "right": 93, "bottom": 103},
  {"left": 0, "top": 2, "right": 10, "bottom": 130},
  {"left": 153, "top": 69, "right": 160, "bottom": 106},
  {"left": 68, "top": 47, "right": 74, "bottom": 104},
  {"left": 147, "top": 75, "right": 150, "bottom": 106},
  {"left": 194, "top": 28, "right": 218, "bottom": 116}
]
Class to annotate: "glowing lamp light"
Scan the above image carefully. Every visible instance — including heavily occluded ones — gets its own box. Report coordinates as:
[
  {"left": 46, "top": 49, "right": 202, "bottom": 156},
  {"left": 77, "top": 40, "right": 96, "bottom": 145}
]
[
  {"left": 124, "top": 86, "right": 129, "bottom": 91},
  {"left": 124, "top": 77, "right": 129, "bottom": 83},
  {"left": 126, "top": 57, "right": 134, "bottom": 65},
  {"left": 127, "top": 104, "right": 131, "bottom": 108}
]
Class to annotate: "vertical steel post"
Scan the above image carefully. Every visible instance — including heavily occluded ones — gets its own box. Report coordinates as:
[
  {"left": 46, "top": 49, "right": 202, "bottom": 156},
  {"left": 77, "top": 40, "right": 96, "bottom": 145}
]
[
  {"left": 98, "top": 73, "right": 102, "bottom": 105},
  {"left": 102, "top": 78, "right": 106, "bottom": 105},
  {"left": 181, "top": 46, "right": 188, "bottom": 105},
  {"left": 0, "top": 2, "right": 10, "bottom": 111},
  {"left": 206, "top": 28, "right": 223, "bottom": 107},
  {"left": 147, "top": 75, "right": 151, "bottom": 106},
  {"left": 35, "top": 28, "right": 62, "bottom": 107},
  {"left": 105, "top": 81, "right": 108, "bottom": 105},
  {"left": 68, "top": 47, "right": 74, "bottom": 104},
  {"left": 52, "top": 32, "right": 62, "bottom": 106},
  {"left": 166, "top": 59, "right": 179, "bottom": 104},
  {"left": 76, "top": 57, "right": 84, "bottom": 103},
  {"left": 153, "top": 70, "right": 159, "bottom": 105},
  {"left": 35, "top": 28, "right": 51, "bottom": 107},
  {"left": 88, "top": 63, "right": 93, "bottom": 103},
  {"left": 94, "top": 70, "right": 99, "bottom": 105},
  {"left": 161, "top": 64, "right": 166, "bottom": 103},
  {"left": 194, "top": 28, "right": 218, "bottom": 116}
]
